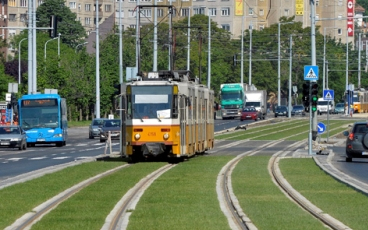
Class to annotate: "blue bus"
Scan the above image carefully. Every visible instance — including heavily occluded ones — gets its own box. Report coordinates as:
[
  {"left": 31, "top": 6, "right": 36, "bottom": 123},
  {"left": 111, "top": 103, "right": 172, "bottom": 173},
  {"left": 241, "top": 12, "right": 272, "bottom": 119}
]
[{"left": 18, "top": 94, "right": 67, "bottom": 147}]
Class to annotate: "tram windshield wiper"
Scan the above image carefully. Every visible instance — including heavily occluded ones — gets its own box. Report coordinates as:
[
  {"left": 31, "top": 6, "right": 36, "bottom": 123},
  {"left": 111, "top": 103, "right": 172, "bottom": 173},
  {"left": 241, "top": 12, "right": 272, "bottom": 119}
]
[{"left": 133, "top": 108, "right": 144, "bottom": 122}]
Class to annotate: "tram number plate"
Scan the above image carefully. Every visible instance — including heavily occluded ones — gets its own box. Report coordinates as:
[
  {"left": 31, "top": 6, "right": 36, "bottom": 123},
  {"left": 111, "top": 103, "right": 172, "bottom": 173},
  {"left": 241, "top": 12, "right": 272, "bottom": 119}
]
[{"left": 37, "top": 138, "right": 46, "bottom": 142}]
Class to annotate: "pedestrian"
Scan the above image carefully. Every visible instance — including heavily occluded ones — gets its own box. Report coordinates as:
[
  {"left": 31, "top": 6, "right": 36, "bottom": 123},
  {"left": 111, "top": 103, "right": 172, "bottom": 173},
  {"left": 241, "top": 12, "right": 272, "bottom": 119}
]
[{"left": 0, "top": 115, "right": 6, "bottom": 125}]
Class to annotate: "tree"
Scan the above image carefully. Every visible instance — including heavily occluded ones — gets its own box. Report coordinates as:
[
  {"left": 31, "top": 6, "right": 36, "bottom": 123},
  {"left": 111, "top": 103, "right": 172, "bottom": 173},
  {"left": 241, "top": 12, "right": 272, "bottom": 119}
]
[{"left": 36, "top": 0, "right": 86, "bottom": 47}]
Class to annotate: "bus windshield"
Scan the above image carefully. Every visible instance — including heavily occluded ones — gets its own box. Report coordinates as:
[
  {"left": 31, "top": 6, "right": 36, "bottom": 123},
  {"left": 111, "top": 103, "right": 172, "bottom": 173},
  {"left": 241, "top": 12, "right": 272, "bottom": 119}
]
[{"left": 21, "top": 106, "right": 59, "bottom": 129}]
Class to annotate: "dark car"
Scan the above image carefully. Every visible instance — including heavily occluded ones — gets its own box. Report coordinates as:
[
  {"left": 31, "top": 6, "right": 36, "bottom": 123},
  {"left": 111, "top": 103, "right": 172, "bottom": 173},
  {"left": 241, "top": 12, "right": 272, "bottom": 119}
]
[
  {"left": 0, "top": 125, "right": 27, "bottom": 150},
  {"left": 99, "top": 119, "right": 121, "bottom": 142},
  {"left": 240, "top": 106, "right": 262, "bottom": 121},
  {"left": 343, "top": 122, "right": 368, "bottom": 162},
  {"left": 274, "top": 105, "right": 288, "bottom": 117},
  {"left": 291, "top": 105, "right": 306, "bottom": 116},
  {"left": 89, "top": 118, "right": 107, "bottom": 139}
]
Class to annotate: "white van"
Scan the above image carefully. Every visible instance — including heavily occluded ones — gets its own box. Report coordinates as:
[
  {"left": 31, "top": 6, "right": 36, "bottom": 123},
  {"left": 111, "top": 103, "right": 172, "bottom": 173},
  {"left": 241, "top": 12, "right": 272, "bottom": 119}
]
[{"left": 317, "top": 98, "right": 335, "bottom": 115}]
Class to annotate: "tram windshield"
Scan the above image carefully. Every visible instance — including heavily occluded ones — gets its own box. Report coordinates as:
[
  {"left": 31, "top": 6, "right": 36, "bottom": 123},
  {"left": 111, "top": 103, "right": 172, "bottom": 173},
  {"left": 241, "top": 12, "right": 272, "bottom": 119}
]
[{"left": 129, "top": 85, "right": 173, "bottom": 119}]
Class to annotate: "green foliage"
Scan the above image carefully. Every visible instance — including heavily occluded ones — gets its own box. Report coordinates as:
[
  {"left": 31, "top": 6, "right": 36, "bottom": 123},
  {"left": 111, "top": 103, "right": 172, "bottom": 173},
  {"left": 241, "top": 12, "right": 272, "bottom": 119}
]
[
  {"left": 36, "top": 0, "right": 86, "bottom": 47},
  {"left": 2, "top": 14, "right": 367, "bottom": 120}
]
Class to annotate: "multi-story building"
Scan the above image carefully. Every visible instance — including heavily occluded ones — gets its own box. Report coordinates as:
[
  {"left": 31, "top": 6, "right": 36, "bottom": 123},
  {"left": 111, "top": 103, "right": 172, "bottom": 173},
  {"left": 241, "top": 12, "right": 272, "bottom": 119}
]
[{"left": 2, "top": 0, "right": 363, "bottom": 56}]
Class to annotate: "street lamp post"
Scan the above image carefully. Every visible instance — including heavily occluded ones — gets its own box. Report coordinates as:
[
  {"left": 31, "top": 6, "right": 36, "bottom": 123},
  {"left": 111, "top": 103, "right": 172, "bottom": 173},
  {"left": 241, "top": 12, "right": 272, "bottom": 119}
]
[
  {"left": 75, "top": 42, "right": 88, "bottom": 53},
  {"left": 323, "top": 27, "right": 337, "bottom": 91},
  {"left": 44, "top": 37, "right": 58, "bottom": 60},
  {"left": 278, "top": 21, "right": 294, "bottom": 106},
  {"left": 18, "top": 37, "right": 27, "bottom": 84}
]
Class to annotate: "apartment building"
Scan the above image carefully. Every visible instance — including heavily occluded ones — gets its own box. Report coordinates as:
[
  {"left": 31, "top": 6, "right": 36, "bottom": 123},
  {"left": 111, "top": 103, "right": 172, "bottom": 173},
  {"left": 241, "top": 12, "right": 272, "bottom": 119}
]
[{"left": 2, "top": 0, "right": 361, "bottom": 56}]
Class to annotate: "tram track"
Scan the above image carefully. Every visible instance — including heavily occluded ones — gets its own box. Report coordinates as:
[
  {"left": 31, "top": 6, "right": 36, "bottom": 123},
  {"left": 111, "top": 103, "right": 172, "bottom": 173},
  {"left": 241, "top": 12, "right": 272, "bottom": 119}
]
[
  {"left": 102, "top": 164, "right": 176, "bottom": 230},
  {"left": 270, "top": 150, "right": 352, "bottom": 230},
  {"left": 5, "top": 164, "right": 131, "bottom": 230}
]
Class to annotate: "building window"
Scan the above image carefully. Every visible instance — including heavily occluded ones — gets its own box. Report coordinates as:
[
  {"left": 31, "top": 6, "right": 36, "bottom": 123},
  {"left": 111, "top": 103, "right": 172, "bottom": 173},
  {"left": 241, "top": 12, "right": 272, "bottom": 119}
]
[
  {"left": 259, "top": 25, "right": 264, "bottom": 30},
  {"left": 116, "top": 9, "right": 124, "bottom": 18},
  {"left": 209, "top": 8, "right": 216, "bottom": 16},
  {"left": 141, "top": 9, "right": 152, "bottom": 17},
  {"left": 9, "top": 14, "right": 16, "bottom": 22},
  {"left": 20, "top": 0, "right": 27, "bottom": 7},
  {"left": 259, "top": 9, "right": 264, "bottom": 16},
  {"left": 69, "top": 2, "right": 76, "bottom": 9},
  {"left": 221, "top": 7, "right": 230, "bottom": 16},
  {"left": 222, "top": 24, "right": 230, "bottom": 31},
  {"left": 85, "top": 4, "right": 91, "bottom": 11},
  {"left": 129, "top": 9, "right": 137, "bottom": 18},
  {"left": 85, "top": 17, "right": 91, "bottom": 25},
  {"left": 338, "top": 28, "right": 342, "bottom": 35},
  {"left": 157, "top": 9, "right": 164, "bottom": 17},
  {"left": 130, "top": 24, "right": 136, "bottom": 29},
  {"left": 181, "top": 8, "right": 190, "bottom": 17},
  {"left": 38, "top": 0, "right": 44, "bottom": 6},
  {"left": 194, "top": 7, "right": 205, "bottom": 15},
  {"left": 249, "top": 8, "right": 253, "bottom": 15},
  {"left": 105, "top": 4, "right": 111, "bottom": 12},
  {"left": 8, "top": 0, "right": 16, "bottom": 7},
  {"left": 284, "top": 9, "right": 289, "bottom": 16},
  {"left": 20, "top": 14, "right": 27, "bottom": 22}
]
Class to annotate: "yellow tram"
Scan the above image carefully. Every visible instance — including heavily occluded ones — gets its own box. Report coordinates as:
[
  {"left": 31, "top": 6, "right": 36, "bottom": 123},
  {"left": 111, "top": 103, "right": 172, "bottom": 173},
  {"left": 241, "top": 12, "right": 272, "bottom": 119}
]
[{"left": 120, "top": 70, "right": 215, "bottom": 162}]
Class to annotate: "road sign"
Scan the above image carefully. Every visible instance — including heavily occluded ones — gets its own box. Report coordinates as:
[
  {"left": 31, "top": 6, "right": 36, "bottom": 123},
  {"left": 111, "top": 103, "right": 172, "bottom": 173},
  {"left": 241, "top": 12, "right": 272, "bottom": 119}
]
[
  {"left": 323, "top": 89, "right": 334, "bottom": 101},
  {"left": 317, "top": 122, "right": 326, "bottom": 134},
  {"left": 304, "top": 65, "right": 319, "bottom": 80}
]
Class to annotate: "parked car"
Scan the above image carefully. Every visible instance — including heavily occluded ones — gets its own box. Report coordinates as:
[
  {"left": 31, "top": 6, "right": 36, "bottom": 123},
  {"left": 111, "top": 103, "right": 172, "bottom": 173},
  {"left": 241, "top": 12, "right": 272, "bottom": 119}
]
[
  {"left": 99, "top": 119, "right": 121, "bottom": 142},
  {"left": 240, "top": 106, "right": 262, "bottom": 121},
  {"left": 89, "top": 118, "right": 107, "bottom": 139},
  {"left": 335, "top": 103, "right": 345, "bottom": 114},
  {"left": 343, "top": 122, "right": 368, "bottom": 162},
  {"left": 0, "top": 125, "right": 27, "bottom": 150},
  {"left": 291, "top": 105, "right": 306, "bottom": 116},
  {"left": 274, "top": 105, "right": 288, "bottom": 117}
]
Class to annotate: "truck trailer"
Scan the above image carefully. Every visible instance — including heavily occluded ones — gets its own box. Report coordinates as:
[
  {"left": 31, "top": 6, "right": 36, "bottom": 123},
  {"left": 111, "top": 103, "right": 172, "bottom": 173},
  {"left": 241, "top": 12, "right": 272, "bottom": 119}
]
[{"left": 244, "top": 90, "right": 267, "bottom": 119}]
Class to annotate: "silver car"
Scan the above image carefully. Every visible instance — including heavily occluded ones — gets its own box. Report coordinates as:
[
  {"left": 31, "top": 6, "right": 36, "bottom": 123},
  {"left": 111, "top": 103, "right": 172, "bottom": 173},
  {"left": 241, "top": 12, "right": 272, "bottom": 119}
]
[
  {"left": 291, "top": 105, "right": 306, "bottom": 116},
  {"left": 335, "top": 103, "right": 345, "bottom": 114},
  {"left": 89, "top": 118, "right": 107, "bottom": 139},
  {"left": 0, "top": 125, "right": 27, "bottom": 150}
]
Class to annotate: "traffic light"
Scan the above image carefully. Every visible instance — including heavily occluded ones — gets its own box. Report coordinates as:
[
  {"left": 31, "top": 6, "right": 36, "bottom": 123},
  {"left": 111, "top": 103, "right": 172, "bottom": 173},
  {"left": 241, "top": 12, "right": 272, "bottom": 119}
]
[
  {"left": 302, "top": 82, "right": 310, "bottom": 111},
  {"left": 11, "top": 93, "right": 17, "bottom": 107},
  {"left": 311, "top": 82, "right": 319, "bottom": 112},
  {"left": 114, "top": 83, "right": 121, "bottom": 95},
  {"left": 49, "top": 15, "right": 58, "bottom": 38}
]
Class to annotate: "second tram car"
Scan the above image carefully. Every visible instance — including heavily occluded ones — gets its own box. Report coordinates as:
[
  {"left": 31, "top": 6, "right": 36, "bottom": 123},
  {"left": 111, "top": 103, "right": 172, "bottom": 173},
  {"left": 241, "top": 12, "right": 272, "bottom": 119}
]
[{"left": 120, "top": 70, "right": 215, "bottom": 162}]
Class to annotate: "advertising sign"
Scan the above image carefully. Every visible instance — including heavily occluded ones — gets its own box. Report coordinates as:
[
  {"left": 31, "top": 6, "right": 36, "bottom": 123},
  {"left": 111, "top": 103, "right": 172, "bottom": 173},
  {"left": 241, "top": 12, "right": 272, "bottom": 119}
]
[{"left": 347, "top": 0, "right": 354, "bottom": 37}]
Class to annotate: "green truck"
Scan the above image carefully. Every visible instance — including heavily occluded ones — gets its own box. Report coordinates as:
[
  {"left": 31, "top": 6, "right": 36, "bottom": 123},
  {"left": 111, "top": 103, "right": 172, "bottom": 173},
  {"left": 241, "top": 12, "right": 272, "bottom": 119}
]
[{"left": 219, "top": 83, "right": 245, "bottom": 119}]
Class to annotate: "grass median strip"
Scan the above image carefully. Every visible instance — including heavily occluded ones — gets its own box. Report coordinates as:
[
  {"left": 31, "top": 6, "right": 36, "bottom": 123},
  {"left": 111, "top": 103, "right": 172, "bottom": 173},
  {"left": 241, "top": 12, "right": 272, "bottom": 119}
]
[
  {"left": 280, "top": 158, "right": 368, "bottom": 230},
  {"left": 127, "top": 156, "right": 232, "bottom": 230},
  {"left": 232, "top": 155, "right": 326, "bottom": 230},
  {"left": 32, "top": 162, "right": 166, "bottom": 230},
  {"left": 0, "top": 161, "right": 125, "bottom": 229}
]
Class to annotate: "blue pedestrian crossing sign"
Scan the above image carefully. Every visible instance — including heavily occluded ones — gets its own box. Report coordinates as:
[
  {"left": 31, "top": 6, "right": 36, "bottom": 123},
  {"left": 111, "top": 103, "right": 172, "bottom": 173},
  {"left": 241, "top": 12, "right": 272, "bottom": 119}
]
[
  {"left": 304, "top": 65, "right": 319, "bottom": 80},
  {"left": 317, "top": 122, "right": 326, "bottom": 134},
  {"left": 323, "top": 89, "right": 334, "bottom": 101}
]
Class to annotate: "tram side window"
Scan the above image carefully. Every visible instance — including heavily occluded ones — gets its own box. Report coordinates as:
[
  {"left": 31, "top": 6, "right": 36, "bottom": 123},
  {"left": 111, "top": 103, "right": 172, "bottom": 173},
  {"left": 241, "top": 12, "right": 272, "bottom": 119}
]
[
  {"left": 126, "top": 94, "right": 132, "bottom": 119},
  {"left": 172, "top": 95, "right": 178, "bottom": 118}
]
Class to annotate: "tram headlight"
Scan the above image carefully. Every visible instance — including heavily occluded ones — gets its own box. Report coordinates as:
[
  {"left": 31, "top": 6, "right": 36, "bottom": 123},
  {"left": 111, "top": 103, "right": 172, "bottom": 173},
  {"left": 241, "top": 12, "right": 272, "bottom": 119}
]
[
  {"left": 163, "top": 133, "right": 169, "bottom": 140},
  {"left": 134, "top": 133, "right": 141, "bottom": 140}
]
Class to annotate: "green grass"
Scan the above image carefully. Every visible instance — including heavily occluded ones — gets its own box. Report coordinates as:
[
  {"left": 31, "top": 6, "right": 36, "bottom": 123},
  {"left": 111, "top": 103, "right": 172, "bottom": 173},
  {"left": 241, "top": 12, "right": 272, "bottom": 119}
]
[
  {"left": 232, "top": 156, "right": 326, "bottom": 230},
  {"left": 127, "top": 156, "right": 232, "bottom": 230},
  {"left": 280, "top": 159, "right": 368, "bottom": 230},
  {"left": 216, "top": 120, "right": 305, "bottom": 140},
  {"left": 0, "top": 161, "right": 125, "bottom": 229},
  {"left": 32, "top": 162, "right": 166, "bottom": 230}
]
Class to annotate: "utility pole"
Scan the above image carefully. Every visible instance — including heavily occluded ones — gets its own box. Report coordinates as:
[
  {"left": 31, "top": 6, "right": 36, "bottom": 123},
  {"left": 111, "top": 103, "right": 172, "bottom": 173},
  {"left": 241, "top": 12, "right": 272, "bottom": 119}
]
[
  {"left": 96, "top": 0, "right": 100, "bottom": 118},
  {"left": 310, "top": 0, "right": 317, "bottom": 155}
]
